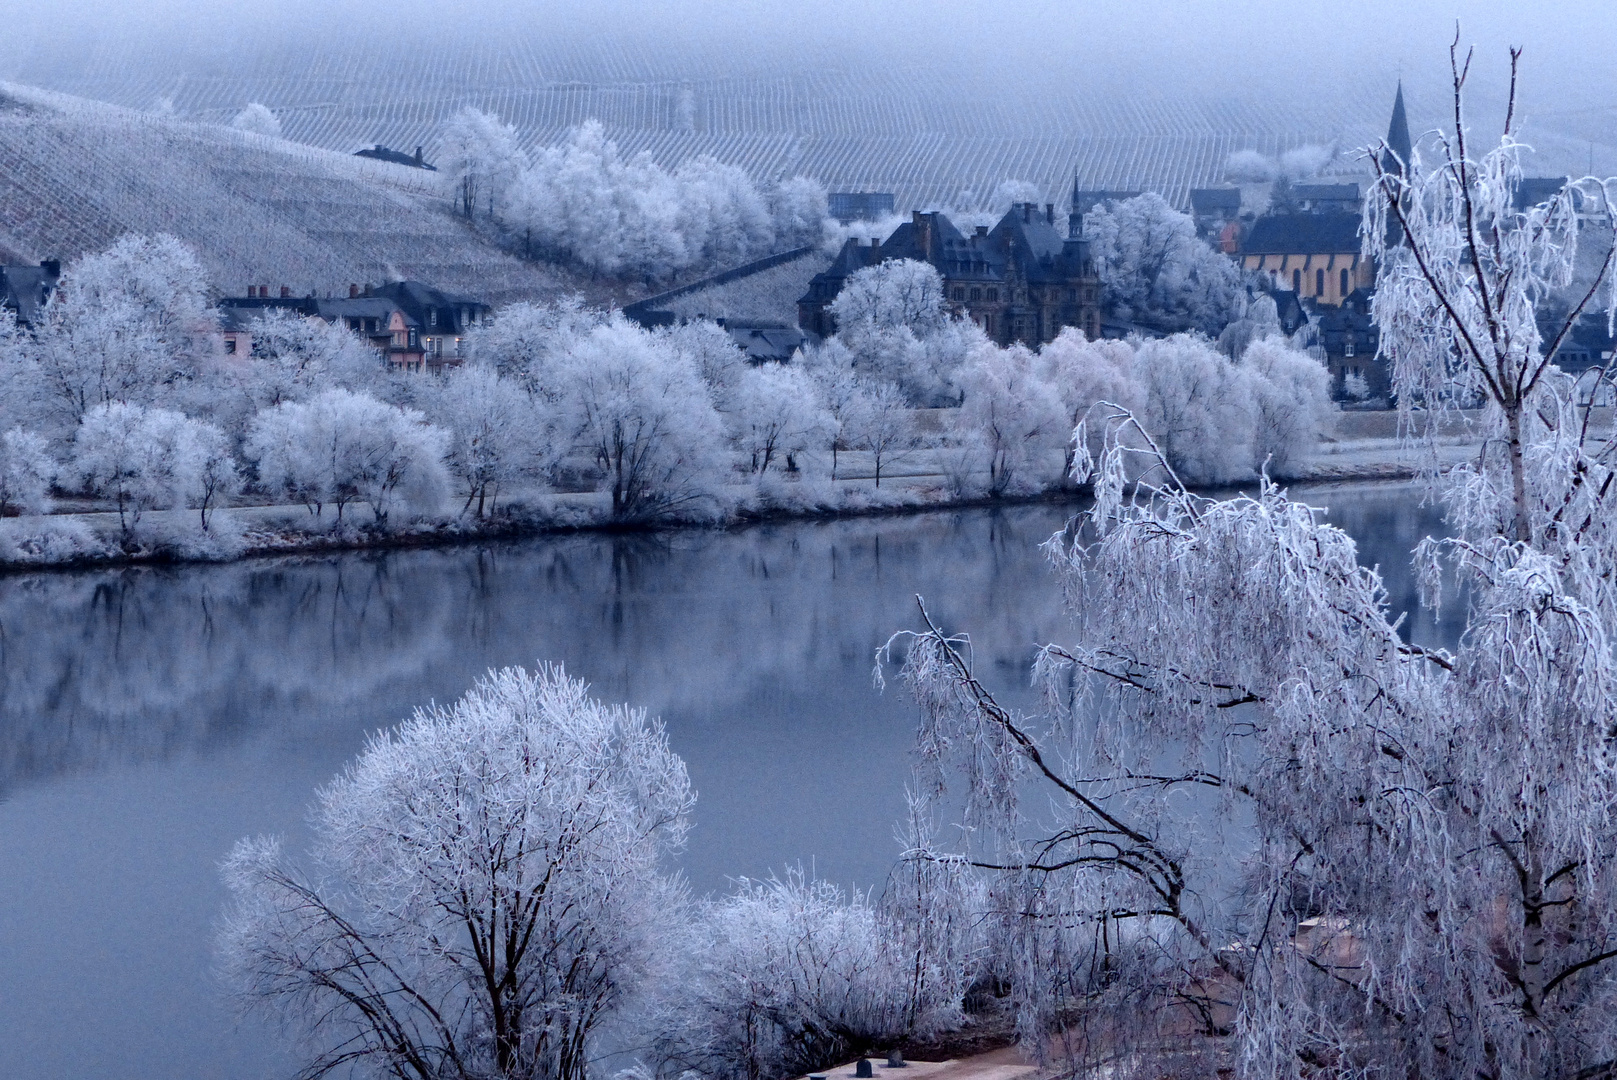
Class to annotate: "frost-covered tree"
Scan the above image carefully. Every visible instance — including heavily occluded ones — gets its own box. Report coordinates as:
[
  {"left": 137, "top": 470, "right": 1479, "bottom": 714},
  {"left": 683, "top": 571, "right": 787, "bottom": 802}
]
[
  {"left": 883, "top": 48, "right": 1617, "bottom": 1080},
  {"left": 729, "top": 363, "right": 833, "bottom": 475},
  {"left": 830, "top": 259, "right": 973, "bottom": 403},
  {"left": 246, "top": 389, "right": 448, "bottom": 524},
  {"left": 559, "top": 318, "right": 727, "bottom": 519},
  {"left": 466, "top": 297, "right": 607, "bottom": 393},
  {"left": 26, "top": 235, "right": 213, "bottom": 430},
  {"left": 846, "top": 378, "right": 915, "bottom": 487},
  {"left": 769, "top": 176, "right": 831, "bottom": 249},
  {"left": 957, "top": 342, "right": 1068, "bottom": 495},
  {"left": 800, "top": 338, "right": 863, "bottom": 479},
  {"left": 657, "top": 319, "right": 748, "bottom": 410},
  {"left": 1035, "top": 330, "right": 1140, "bottom": 479},
  {"left": 0, "top": 428, "right": 56, "bottom": 516},
  {"left": 73, "top": 403, "right": 234, "bottom": 538},
  {"left": 439, "top": 107, "right": 528, "bottom": 221},
  {"left": 1239, "top": 337, "right": 1331, "bottom": 476},
  {"left": 1130, "top": 333, "right": 1255, "bottom": 485},
  {"left": 229, "top": 103, "right": 282, "bottom": 139},
  {"left": 206, "top": 308, "right": 384, "bottom": 435},
  {"left": 423, "top": 365, "right": 548, "bottom": 516},
  {"left": 220, "top": 664, "right": 693, "bottom": 1080},
  {"left": 1084, "top": 193, "right": 1246, "bottom": 335}
]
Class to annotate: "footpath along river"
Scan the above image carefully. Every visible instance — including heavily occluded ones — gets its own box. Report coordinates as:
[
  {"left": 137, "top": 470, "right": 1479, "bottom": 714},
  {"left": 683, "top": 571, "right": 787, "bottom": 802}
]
[{"left": 0, "top": 482, "right": 1462, "bottom": 1079}]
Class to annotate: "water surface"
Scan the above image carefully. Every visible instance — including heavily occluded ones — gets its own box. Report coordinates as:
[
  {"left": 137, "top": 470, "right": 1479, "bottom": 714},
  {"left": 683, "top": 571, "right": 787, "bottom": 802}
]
[{"left": 0, "top": 483, "right": 1456, "bottom": 1079}]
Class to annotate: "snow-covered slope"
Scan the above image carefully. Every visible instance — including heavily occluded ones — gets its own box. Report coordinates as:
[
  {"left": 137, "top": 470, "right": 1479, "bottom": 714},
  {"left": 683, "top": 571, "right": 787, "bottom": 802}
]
[{"left": 0, "top": 83, "right": 592, "bottom": 304}]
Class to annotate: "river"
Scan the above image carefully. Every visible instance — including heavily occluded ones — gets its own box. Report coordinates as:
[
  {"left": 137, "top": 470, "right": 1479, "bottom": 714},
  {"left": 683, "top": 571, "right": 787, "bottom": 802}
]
[{"left": 0, "top": 482, "right": 1460, "bottom": 1079}]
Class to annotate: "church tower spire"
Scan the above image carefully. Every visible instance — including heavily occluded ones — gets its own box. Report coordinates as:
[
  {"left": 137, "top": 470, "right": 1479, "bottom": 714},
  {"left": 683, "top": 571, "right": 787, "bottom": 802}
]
[
  {"left": 1068, "top": 170, "right": 1083, "bottom": 240},
  {"left": 1382, "top": 82, "right": 1413, "bottom": 177}
]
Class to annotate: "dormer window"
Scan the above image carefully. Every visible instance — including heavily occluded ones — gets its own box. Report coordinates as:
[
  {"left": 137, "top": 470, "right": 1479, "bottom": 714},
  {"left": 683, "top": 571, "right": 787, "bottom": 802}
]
[{"left": 430, "top": 309, "right": 438, "bottom": 328}]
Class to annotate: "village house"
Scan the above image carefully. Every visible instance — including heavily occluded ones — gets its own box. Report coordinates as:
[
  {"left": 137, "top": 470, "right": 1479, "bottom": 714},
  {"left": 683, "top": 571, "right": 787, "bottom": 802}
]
[
  {"left": 218, "top": 280, "right": 489, "bottom": 373},
  {"left": 800, "top": 194, "right": 1102, "bottom": 348}
]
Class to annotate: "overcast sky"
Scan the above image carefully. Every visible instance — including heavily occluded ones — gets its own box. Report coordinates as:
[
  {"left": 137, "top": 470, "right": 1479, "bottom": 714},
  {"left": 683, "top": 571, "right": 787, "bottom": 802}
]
[{"left": 4, "top": 0, "right": 1602, "bottom": 90}]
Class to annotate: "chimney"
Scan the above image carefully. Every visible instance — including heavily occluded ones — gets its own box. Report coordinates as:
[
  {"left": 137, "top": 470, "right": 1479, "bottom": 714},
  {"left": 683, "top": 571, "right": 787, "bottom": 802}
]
[
  {"left": 975, "top": 225, "right": 988, "bottom": 239},
  {"left": 280, "top": 285, "right": 291, "bottom": 298},
  {"left": 349, "top": 283, "right": 360, "bottom": 298},
  {"left": 1046, "top": 203, "right": 1054, "bottom": 224},
  {"left": 912, "top": 211, "right": 932, "bottom": 257},
  {"left": 40, "top": 259, "right": 59, "bottom": 278},
  {"left": 259, "top": 284, "right": 269, "bottom": 298}
]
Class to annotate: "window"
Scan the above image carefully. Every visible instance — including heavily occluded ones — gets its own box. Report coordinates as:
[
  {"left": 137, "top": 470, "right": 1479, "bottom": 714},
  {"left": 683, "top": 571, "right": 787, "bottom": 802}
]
[
  {"left": 1316, "top": 269, "right": 1325, "bottom": 295},
  {"left": 970, "top": 287, "right": 981, "bottom": 301},
  {"left": 1293, "top": 269, "right": 1301, "bottom": 292},
  {"left": 1344, "top": 338, "right": 1356, "bottom": 357},
  {"left": 952, "top": 287, "right": 966, "bottom": 301},
  {"left": 224, "top": 338, "right": 237, "bottom": 355},
  {"left": 1067, "top": 288, "right": 1077, "bottom": 303},
  {"left": 429, "top": 309, "right": 437, "bottom": 328},
  {"left": 986, "top": 288, "right": 999, "bottom": 302},
  {"left": 1340, "top": 268, "right": 1350, "bottom": 296}
]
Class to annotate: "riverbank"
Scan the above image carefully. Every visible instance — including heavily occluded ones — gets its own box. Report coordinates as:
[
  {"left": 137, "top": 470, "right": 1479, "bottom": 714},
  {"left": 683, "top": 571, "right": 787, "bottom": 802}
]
[
  {"left": 0, "top": 441, "right": 1467, "bottom": 572},
  {"left": 6, "top": 406, "right": 1586, "bottom": 572}
]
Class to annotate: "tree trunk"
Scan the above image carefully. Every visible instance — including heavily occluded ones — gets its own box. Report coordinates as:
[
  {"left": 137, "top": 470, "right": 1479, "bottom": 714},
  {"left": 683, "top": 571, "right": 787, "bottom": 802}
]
[{"left": 1507, "top": 401, "right": 1531, "bottom": 543}]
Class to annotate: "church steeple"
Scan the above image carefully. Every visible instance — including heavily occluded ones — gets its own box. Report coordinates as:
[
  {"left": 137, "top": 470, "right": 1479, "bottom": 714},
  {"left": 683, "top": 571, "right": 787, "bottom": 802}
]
[
  {"left": 1381, "top": 82, "right": 1413, "bottom": 177},
  {"left": 1068, "top": 170, "right": 1083, "bottom": 240}
]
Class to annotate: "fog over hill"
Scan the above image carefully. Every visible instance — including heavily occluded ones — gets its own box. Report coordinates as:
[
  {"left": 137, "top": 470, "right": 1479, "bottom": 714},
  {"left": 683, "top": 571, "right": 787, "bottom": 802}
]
[{"left": 3, "top": 0, "right": 1612, "bottom": 213}]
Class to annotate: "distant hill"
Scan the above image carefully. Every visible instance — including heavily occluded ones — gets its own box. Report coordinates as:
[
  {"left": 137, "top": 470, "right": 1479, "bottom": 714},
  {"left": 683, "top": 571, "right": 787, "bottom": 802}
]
[
  {"left": 0, "top": 83, "right": 606, "bottom": 306},
  {"left": 7, "top": 31, "right": 1614, "bottom": 213}
]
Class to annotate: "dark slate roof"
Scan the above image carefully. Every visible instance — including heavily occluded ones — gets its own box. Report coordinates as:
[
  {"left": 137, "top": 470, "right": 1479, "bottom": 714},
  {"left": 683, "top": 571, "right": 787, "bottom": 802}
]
[
  {"left": 1242, "top": 212, "right": 1363, "bottom": 255},
  {"left": 988, "top": 203, "right": 1093, "bottom": 282},
  {"left": 1190, "top": 188, "right": 1242, "bottom": 214},
  {"left": 0, "top": 261, "right": 60, "bottom": 327},
  {"left": 1294, "top": 183, "right": 1360, "bottom": 203},
  {"left": 725, "top": 324, "right": 806, "bottom": 363},
  {"left": 371, "top": 280, "right": 489, "bottom": 333},
  {"left": 354, "top": 144, "right": 437, "bottom": 171},
  {"left": 217, "top": 295, "right": 321, "bottom": 330}
]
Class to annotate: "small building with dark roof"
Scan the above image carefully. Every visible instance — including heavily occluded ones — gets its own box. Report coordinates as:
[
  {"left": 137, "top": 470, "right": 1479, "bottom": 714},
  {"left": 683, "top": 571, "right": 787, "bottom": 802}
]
[
  {"left": 1240, "top": 211, "right": 1370, "bottom": 307},
  {"left": 798, "top": 197, "right": 1101, "bottom": 347},
  {"left": 827, "top": 193, "right": 895, "bottom": 224},
  {"left": 354, "top": 145, "right": 437, "bottom": 171},
  {"left": 1189, "top": 188, "right": 1243, "bottom": 241},
  {"left": 217, "top": 280, "right": 488, "bottom": 373},
  {"left": 0, "top": 260, "right": 60, "bottom": 328},
  {"left": 1292, "top": 183, "right": 1360, "bottom": 214}
]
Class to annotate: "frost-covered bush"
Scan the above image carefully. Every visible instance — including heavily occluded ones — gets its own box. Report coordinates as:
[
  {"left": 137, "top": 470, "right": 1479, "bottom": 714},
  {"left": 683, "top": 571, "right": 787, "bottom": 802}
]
[
  {"left": 246, "top": 389, "right": 448, "bottom": 524},
  {"left": 1035, "top": 329, "right": 1140, "bottom": 477},
  {"left": 220, "top": 664, "right": 693, "bottom": 1080},
  {"left": 0, "top": 428, "right": 56, "bottom": 516},
  {"left": 229, "top": 103, "right": 281, "bottom": 139},
  {"left": 465, "top": 296, "right": 608, "bottom": 391},
  {"left": 652, "top": 873, "right": 960, "bottom": 1080}
]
